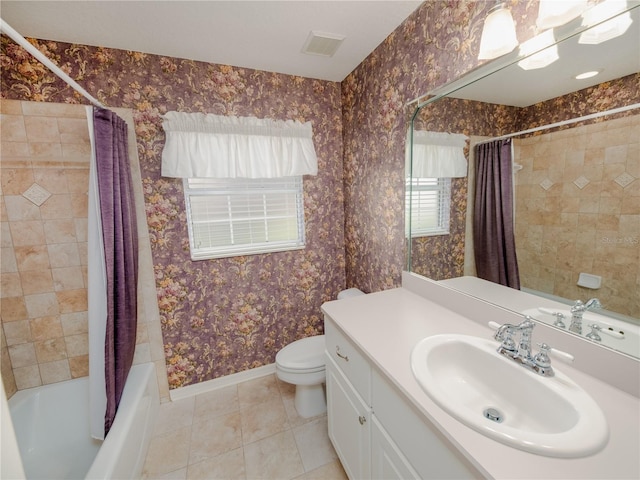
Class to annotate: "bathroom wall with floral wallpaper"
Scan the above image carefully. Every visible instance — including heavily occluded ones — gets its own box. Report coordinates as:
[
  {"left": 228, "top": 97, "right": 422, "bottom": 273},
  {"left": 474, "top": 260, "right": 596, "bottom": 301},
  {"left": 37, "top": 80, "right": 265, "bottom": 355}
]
[
  {"left": 2, "top": 1, "right": 638, "bottom": 390},
  {"left": 1, "top": 36, "right": 345, "bottom": 390}
]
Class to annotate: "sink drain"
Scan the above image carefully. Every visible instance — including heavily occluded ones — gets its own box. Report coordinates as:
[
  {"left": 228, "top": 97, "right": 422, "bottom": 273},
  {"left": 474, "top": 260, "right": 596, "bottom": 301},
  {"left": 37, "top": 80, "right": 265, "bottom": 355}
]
[{"left": 483, "top": 407, "right": 504, "bottom": 423}]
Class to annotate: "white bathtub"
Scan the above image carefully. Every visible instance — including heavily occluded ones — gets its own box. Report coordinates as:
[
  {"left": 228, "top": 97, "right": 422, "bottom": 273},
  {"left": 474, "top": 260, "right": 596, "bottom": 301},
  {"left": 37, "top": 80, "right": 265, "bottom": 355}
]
[{"left": 8, "top": 363, "right": 159, "bottom": 480}]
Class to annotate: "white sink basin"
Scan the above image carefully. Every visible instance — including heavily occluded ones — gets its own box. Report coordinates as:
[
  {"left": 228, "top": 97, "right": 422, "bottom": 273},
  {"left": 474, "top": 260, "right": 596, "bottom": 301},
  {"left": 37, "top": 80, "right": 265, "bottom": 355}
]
[{"left": 411, "top": 334, "right": 609, "bottom": 457}]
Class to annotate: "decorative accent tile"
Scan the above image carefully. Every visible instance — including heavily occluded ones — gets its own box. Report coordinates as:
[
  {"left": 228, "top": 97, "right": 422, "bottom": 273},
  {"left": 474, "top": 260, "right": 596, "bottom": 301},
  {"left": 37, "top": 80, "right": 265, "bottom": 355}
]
[
  {"left": 614, "top": 172, "right": 635, "bottom": 188},
  {"left": 22, "top": 183, "right": 51, "bottom": 206},
  {"left": 573, "top": 176, "right": 590, "bottom": 189},
  {"left": 539, "top": 178, "right": 554, "bottom": 190}
]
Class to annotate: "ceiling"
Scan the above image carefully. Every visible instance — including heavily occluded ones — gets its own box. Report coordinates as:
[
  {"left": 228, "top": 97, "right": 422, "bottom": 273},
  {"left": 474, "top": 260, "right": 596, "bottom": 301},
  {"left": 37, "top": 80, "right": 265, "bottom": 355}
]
[
  {"left": 0, "top": 1, "right": 422, "bottom": 82},
  {"left": 431, "top": 4, "right": 640, "bottom": 107}
]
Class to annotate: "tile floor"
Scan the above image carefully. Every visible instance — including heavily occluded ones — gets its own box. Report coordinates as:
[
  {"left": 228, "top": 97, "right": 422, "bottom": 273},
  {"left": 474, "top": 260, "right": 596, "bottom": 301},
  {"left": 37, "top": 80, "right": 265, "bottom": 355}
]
[{"left": 142, "top": 374, "right": 348, "bottom": 480}]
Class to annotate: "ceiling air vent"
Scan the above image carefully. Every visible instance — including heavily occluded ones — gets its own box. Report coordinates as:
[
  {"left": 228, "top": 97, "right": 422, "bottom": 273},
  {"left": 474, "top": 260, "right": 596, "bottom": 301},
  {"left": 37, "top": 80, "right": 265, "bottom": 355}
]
[{"left": 302, "top": 31, "right": 345, "bottom": 57}]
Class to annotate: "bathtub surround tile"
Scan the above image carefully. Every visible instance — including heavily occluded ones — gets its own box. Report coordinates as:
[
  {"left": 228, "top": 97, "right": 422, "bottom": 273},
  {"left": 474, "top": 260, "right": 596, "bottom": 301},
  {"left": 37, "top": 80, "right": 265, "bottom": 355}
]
[
  {"left": 8, "top": 342, "right": 37, "bottom": 367},
  {"left": 1, "top": 296, "right": 28, "bottom": 321},
  {"left": 59, "top": 312, "right": 88, "bottom": 335},
  {"left": 24, "top": 292, "right": 59, "bottom": 317},
  {"left": 52, "top": 266, "right": 85, "bottom": 290},
  {"left": 1, "top": 272, "right": 23, "bottom": 297},
  {"left": 68, "top": 354, "right": 89, "bottom": 378},
  {"left": 39, "top": 359, "right": 71, "bottom": 384},
  {"left": 34, "top": 337, "right": 68, "bottom": 363},
  {"left": 3, "top": 319, "right": 32, "bottom": 346},
  {"left": 13, "top": 364, "right": 41, "bottom": 390},
  {"left": 20, "top": 268, "right": 54, "bottom": 295},
  {"left": 1, "top": 247, "right": 18, "bottom": 272}
]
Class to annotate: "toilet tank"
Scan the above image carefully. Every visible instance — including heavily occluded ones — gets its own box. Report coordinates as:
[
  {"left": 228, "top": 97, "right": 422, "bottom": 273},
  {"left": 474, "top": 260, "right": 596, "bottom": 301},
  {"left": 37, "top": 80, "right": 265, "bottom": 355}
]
[{"left": 337, "top": 288, "right": 365, "bottom": 300}]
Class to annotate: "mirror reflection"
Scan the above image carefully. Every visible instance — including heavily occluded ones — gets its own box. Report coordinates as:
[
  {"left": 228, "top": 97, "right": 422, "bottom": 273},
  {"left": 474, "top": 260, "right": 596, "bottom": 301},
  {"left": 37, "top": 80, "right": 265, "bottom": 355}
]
[{"left": 407, "top": 3, "right": 639, "bottom": 359}]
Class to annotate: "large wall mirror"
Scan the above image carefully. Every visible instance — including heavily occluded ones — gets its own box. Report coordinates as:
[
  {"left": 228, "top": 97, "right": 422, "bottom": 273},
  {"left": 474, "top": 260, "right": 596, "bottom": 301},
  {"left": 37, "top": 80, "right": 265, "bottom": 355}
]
[{"left": 407, "top": 2, "right": 639, "bottom": 359}]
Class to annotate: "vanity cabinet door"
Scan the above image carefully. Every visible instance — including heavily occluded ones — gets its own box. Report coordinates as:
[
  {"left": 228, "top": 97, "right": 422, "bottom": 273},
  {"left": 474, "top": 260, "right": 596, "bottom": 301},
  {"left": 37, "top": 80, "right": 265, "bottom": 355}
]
[
  {"left": 326, "top": 355, "right": 371, "bottom": 480},
  {"left": 371, "top": 415, "right": 420, "bottom": 480}
]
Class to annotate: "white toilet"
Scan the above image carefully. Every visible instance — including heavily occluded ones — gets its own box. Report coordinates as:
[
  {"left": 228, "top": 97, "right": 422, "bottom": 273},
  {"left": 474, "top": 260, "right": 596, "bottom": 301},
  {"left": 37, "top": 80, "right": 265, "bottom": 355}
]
[{"left": 275, "top": 288, "right": 365, "bottom": 418}]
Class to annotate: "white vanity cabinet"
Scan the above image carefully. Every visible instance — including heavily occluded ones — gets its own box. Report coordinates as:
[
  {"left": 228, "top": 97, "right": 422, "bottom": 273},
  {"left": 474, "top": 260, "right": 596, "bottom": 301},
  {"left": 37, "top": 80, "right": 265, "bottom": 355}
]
[{"left": 325, "top": 315, "right": 479, "bottom": 480}]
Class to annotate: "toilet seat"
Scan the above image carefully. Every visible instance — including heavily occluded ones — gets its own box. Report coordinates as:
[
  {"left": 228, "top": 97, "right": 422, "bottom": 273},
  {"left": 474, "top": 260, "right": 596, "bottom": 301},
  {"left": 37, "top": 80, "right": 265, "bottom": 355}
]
[{"left": 276, "top": 335, "right": 325, "bottom": 371}]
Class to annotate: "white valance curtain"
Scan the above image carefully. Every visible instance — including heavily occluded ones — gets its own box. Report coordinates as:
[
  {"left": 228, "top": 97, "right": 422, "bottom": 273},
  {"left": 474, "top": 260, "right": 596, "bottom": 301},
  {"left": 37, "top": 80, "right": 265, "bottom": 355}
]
[
  {"left": 161, "top": 112, "right": 318, "bottom": 179},
  {"left": 408, "top": 130, "right": 469, "bottom": 178}
]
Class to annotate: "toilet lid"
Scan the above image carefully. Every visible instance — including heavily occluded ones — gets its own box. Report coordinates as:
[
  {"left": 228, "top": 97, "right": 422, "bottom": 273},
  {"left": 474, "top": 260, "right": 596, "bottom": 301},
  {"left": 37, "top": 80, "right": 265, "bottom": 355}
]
[{"left": 276, "top": 335, "right": 325, "bottom": 370}]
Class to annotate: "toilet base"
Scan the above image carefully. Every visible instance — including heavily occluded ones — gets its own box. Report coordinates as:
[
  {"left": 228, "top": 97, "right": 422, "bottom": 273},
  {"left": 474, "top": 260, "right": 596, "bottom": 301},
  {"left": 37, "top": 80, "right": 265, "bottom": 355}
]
[{"left": 294, "top": 383, "right": 326, "bottom": 418}]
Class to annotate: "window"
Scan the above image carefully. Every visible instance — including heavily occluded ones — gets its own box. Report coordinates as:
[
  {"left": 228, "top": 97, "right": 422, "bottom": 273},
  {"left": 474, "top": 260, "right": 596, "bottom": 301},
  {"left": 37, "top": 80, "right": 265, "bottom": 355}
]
[
  {"left": 406, "top": 177, "right": 451, "bottom": 237},
  {"left": 183, "top": 177, "right": 305, "bottom": 260}
]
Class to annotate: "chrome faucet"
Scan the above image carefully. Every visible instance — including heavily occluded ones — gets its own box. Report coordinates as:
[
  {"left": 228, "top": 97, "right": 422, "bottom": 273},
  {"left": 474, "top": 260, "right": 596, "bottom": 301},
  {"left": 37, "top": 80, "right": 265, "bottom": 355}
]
[
  {"left": 491, "top": 317, "right": 574, "bottom": 377},
  {"left": 569, "top": 298, "right": 602, "bottom": 334}
]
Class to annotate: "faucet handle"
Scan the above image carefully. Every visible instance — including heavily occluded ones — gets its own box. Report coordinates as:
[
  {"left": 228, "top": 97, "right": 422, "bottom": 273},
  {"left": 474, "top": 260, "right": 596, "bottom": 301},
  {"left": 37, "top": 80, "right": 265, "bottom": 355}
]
[{"left": 536, "top": 342, "right": 574, "bottom": 364}]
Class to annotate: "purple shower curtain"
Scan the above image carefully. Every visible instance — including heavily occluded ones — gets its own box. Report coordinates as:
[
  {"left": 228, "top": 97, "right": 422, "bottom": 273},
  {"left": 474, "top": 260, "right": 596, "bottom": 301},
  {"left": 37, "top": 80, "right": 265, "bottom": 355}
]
[
  {"left": 93, "top": 108, "right": 138, "bottom": 435},
  {"left": 473, "top": 139, "right": 520, "bottom": 289}
]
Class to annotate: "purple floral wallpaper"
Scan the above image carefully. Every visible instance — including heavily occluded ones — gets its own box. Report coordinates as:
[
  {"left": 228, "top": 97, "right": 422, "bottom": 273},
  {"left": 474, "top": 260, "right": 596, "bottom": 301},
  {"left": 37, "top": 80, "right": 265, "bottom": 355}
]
[
  {"left": 2, "top": 38, "right": 345, "bottom": 388},
  {"left": 340, "top": 0, "right": 541, "bottom": 292}
]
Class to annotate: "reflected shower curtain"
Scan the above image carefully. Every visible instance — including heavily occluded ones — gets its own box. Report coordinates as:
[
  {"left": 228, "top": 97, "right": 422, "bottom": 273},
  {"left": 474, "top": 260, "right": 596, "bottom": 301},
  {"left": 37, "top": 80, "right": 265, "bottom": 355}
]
[
  {"left": 88, "top": 107, "right": 138, "bottom": 439},
  {"left": 473, "top": 139, "right": 520, "bottom": 289}
]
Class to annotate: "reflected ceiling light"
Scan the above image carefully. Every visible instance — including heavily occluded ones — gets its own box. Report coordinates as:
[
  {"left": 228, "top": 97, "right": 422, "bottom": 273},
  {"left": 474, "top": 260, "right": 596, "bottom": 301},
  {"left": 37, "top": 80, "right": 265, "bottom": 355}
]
[
  {"left": 478, "top": 2, "right": 518, "bottom": 60},
  {"left": 575, "top": 70, "right": 601, "bottom": 79},
  {"left": 536, "top": 0, "right": 588, "bottom": 30},
  {"left": 579, "top": 0, "right": 632, "bottom": 44},
  {"left": 517, "top": 30, "right": 559, "bottom": 70}
]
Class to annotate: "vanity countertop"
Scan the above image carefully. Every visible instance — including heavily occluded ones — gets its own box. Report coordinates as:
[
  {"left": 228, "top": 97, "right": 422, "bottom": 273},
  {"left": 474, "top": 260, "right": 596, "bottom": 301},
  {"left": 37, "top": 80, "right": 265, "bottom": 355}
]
[{"left": 321, "top": 285, "right": 640, "bottom": 479}]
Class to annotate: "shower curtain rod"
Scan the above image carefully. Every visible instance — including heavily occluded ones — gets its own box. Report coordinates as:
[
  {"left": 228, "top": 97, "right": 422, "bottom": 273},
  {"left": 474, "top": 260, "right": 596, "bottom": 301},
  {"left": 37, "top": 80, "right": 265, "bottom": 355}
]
[
  {"left": 476, "top": 102, "right": 640, "bottom": 146},
  {"left": 0, "top": 18, "right": 106, "bottom": 109}
]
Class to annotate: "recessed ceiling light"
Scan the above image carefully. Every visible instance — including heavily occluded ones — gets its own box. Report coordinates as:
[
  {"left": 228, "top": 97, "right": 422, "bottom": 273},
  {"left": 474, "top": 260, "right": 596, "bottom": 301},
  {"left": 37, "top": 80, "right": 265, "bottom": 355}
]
[{"left": 575, "top": 70, "right": 601, "bottom": 79}]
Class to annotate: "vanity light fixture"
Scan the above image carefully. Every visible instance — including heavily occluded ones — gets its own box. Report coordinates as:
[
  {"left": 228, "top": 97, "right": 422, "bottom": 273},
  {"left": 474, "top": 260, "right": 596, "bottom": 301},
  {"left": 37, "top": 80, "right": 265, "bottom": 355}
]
[
  {"left": 579, "top": 0, "right": 633, "bottom": 44},
  {"left": 478, "top": 2, "right": 518, "bottom": 60},
  {"left": 536, "top": 0, "right": 588, "bottom": 30},
  {"left": 575, "top": 70, "right": 602, "bottom": 79},
  {"left": 517, "top": 30, "right": 559, "bottom": 70}
]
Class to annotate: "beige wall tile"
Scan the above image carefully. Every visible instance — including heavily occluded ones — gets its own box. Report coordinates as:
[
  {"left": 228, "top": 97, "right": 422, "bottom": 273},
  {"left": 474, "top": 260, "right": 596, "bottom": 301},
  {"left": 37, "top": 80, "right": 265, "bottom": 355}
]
[
  {"left": 28, "top": 142, "right": 63, "bottom": 158},
  {"left": 9, "top": 220, "right": 46, "bottom": 246},
  {"left": 64, "top": 333, "right": 88, "bottom": 357},
  {"left": 24, "top": 116, "right": 60, "bottom": 143},
  {"left": 1, "top": 296, "right": 28, "bottom": 322},
  {"left": 0, "top": 168, "right": 35, "bottom": 195},
  {"left": 3, "top": 319, "right": 32, "bottom": 346},
  {"left": 52, "top": 266, "right": 85, "bottom": 290},
  {"left": 69, "top": 354, "right": 89, "bottom": 378},
  {"left": 65, "top": 170, "right": 89, "bottom": 193},
  {"left": 25, "top": 292, "right": 59, "bottom": 317},
  {"left": 43, "top": 219, "right": 77, "bottom": 243},
  {"left": 4, "top": 195, "right": 41, "bottom": 221},
  {"left": 34, "top": 337, "right": 68, "bottom": 363},
  {"left": 1, "top": 272, "right": 23, "bottom": 297},
  {"left": 13, "top": 364, "right": 41, "bottom": 389},
  {"left": 21, "top": 102, "right": 86, "bottom": 118},
  {"left": 30, "top": 316, "right": 64, "bottom": 341},
  {"left": 0, "top": 100, "right": 23, "bottom": 115},
  {"left": 39, "top": 194, "right": 74, "bottom": 220},
  {"left": 8, "top": 342, "right": 37, "bottom": 367},
  {"left": 56, "top": 288, "right": 87, "bottom": 313},
  {"left": 0, "top": 115, "right": 27, "bottom": 142},
  {"left": 14, "top": 245, "right": 50, "bottom": 271},
  {"left": 39, "top": 359, "right": 71, "bottom": 384},
  {"left": 59, "top": 312, "right": 88, "bottom": 335},
  {"left": 47, "top": 243, "right": 81, "bottom": 267},
  {"left": 1, "top": 247, "right": 18, "bottom": 273},
  {"left": 20, "top": 269, "right": 54, "bottom": 295},
  {"left": 2, "top": 142, "right": 30, "bottom": 157},
  {"left": 33, "top": 168, "right": 69, "bottom": 194}
]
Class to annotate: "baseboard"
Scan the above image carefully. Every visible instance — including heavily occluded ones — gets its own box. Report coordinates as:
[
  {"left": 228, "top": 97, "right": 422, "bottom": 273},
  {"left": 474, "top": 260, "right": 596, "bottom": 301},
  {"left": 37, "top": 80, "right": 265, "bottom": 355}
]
[{"left": 169, "top": 363, "right": 277, "bottom": 401}]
